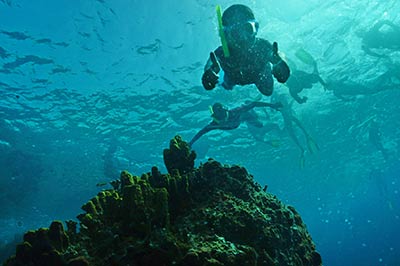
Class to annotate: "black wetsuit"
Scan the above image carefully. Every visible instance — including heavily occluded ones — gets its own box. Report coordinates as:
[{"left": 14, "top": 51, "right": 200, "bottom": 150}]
[
  {"left": 204, "top": 38, "right": 290, "bottom": 96},
  {"left": 189, "top": 101, "right": 278, "bottom": 146}
]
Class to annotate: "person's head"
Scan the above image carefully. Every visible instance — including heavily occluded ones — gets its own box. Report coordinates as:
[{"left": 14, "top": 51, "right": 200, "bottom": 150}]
[
  {"left": 222, "top": 4, "right": 259, "bottom": 51},
  {"left": 211, "top": 103, "right": 228, "bottom": 123}
]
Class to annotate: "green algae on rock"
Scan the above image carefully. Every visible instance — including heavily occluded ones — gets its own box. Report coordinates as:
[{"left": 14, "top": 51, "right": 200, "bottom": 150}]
[
  {"left": 163, "top": 135, "right": 196, "bottom": 175},
  {"left": 3, "top": 135, "right": 322, "bottom": 266}
]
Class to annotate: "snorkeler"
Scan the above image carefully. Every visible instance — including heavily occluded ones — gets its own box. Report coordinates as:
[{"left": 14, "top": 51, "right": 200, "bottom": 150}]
[
  {"left": 201, "top": 4, "right": 290, "bottom": 96},
  {"left": 368, "top": 120, "right": 389, "bottom": 161},
  {"left": 102, "top": 140, "right": 120, "bottom": 180},
  {"left": 324, "top": 70, "right": 399, "bottom": 101},
  {"left": 276, "top": 94, "right": 319, "bottom": 168},
  {"left": 358, "top": 20, "right": 400, "bottom": 58},
  {"left": 285, "top": 48, "right": 327, "bottom": 104},
  {"left": 189, "top": 101, "right": 282, "bottom": 146},
  {"left": 286, "top": 66, "right": 327, "bottom": 104}
]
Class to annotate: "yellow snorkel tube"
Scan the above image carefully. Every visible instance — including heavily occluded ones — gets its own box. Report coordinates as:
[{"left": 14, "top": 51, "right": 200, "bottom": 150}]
[
  {"left": 216, "top": 5, "right": 230, "bottom": 57},
  {"left": 209, "top": 105, "right": 220, "bottom": 123}
]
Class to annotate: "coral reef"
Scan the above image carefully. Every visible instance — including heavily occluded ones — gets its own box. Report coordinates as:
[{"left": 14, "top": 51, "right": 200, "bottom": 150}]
[
  {"left": 3, "top": 135, "right": 322, "bottom": 266},
  {"left": 163, "top": 135, "right": 196, "bottom": 175}
]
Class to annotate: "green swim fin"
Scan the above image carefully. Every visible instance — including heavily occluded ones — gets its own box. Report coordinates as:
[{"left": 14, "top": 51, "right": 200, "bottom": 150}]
[
  {"left": 295, "top": 48, "right": 316, "bottom": 66},
  {"left": 299, "top": 151, "right": 305, "bottom": 169},
  {"left": 388, "top": 201, "right": 393, "bottom": 211},
  {"left": 306, "top": 135, "right": 320, "bottom": 154},
  {"left": 265, "top": 139, "right": 281, "bottom": 147}
]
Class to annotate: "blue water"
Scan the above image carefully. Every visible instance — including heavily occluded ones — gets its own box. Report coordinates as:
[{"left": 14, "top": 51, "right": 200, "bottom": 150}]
[{"left": 1, "top": 1, "right": 400, "bottom": 265}]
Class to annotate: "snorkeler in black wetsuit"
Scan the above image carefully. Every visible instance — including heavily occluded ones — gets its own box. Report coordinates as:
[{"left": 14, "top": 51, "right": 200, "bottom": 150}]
[
  {"left": 189, "top": 101, "right": 281, "bottom": 146},
  {"left": 284, "top": 48, "right": 327, "bottom": 104},
  {"left": 368, "top": 120, "right": 389, "bottom": 161},
  {"left": 201, "top": 4, "right": 290, "bottom": 96},
  {"left": 358, "top": 20, "right": 400, "bottom": 58},
  {"left": 286, "top": 66, "right": 327, "bottom": 104},
  {"left": 324, "top": 68, "right": 400, "bottom": 101}
]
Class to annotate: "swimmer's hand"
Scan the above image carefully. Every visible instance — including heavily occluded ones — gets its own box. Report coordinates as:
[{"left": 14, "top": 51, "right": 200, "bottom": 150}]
[
  {"left": 202, "top": 52, "right": 220, "bottom": 90},
  {"left": 271, "top": 42, "right": 290, "bottom": 83}
]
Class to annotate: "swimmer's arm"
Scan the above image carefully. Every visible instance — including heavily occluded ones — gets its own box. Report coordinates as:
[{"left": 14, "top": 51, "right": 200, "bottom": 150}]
[
  {"left": 289, "top": 87, "right": 307, "bottom": 104},
  {"left": 189, "top": 124, "right": 218, "bottom": 146},
  {"left": 234, "top": 101, "right": 282, "bottom": 113}
]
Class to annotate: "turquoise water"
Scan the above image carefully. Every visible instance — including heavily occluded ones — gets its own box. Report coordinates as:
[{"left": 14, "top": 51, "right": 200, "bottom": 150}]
[{"left": 1, "top": 1, "right": 399, "bottom": 265}]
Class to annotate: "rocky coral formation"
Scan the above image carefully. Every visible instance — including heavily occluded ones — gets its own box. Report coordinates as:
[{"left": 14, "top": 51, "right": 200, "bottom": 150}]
[{"left": 3, "top": 135, "right": 322, "bottom": 266}]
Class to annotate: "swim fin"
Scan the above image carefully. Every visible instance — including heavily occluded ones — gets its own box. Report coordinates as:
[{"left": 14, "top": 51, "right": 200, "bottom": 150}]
[
  {"left": 299, "top": 151, "right": 305, "bottom": 169},
  {"left": 306, "top": 135, "right": 320, "bottom": 154},
  {"left": 387, "top": 200, "right": 393, "bottom": 211},
  {"left": 265, "top": 139, "right": 281, "bottom": 147},
  {"left": 295, "top": 48, "right": 316, "bottom": 66}
]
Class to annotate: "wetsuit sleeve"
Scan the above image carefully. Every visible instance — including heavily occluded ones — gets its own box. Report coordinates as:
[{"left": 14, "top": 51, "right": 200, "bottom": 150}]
[
  {"left": 189, "top": 124, "right": 219, "bottom": 146},
  {"left": 261, "top": 40, "right": 274, "bottom": 62},
  {"left": 232, "top": 101, "right": 278, "bottom": 113}
]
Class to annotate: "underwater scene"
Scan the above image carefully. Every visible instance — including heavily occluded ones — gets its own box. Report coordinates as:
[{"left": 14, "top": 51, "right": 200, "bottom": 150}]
[{"left": 1, "top": 0, "right": 400, "bottom": 265}]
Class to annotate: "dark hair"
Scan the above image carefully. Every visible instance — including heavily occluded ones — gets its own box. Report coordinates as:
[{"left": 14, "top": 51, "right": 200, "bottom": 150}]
[
  {"left": 222, "top": 4, "right": 255, "bottom": 27},
  {"left": 212, "top": 103, "right": 227, "bottom": 120},
  {"left": 212, "top": 102, "right": 224, "bottom": 111}
]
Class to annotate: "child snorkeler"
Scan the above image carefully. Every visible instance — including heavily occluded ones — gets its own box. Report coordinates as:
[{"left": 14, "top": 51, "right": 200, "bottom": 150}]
[{"left": 202, "top": 4, "right": 290, "bottom": 96}]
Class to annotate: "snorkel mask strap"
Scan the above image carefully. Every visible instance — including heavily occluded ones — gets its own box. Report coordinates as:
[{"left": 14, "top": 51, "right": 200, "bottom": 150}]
[{"left": 250, "top": 20, "right": 259, "bottom": 34}]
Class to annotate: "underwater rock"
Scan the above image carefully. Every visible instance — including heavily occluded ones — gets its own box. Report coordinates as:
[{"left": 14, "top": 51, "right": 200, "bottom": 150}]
[
  {"left": 3, "top": 221, "right": 69, "bottom": 266},
  {"left": 3, "top": 135, "right": 322, "bottom": 266},
  {"left": 163, "top": 135, "right": 196, "bottom": 175}
]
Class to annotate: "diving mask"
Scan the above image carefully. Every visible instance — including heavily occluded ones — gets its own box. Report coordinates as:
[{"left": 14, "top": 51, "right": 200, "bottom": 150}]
[
  {"left": 224, "top": 20, "right": 259, "bottom": 41},
  {"left": 210, "top": 103, "right": 229, "bottom": 123}
]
